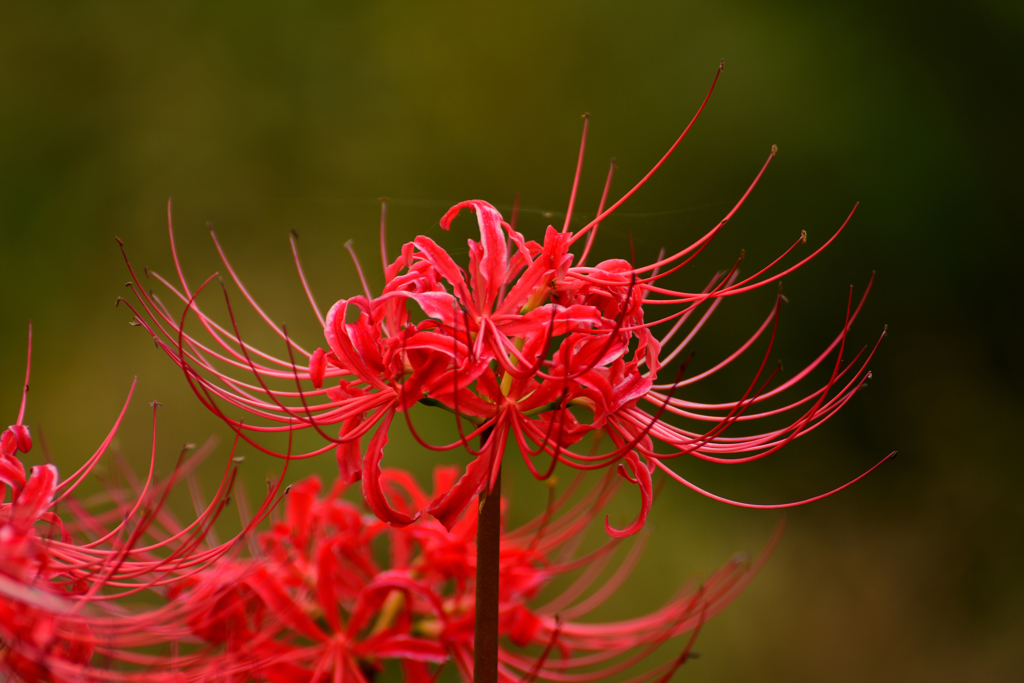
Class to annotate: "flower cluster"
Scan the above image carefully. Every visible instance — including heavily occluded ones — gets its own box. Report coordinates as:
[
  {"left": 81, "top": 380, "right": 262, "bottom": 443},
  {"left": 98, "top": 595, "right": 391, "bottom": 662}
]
[
  {"left": 3, "top": 64, "right": 887, "bottom": 682},
  {"left": 166, "top": 467, "right": 772, "bottom": 682},
  {"left": 118, "top": 66, "right": 888, "bottom": 539},
  {"left": 0, "top": 339, "right": 771, "bottom": 681}
]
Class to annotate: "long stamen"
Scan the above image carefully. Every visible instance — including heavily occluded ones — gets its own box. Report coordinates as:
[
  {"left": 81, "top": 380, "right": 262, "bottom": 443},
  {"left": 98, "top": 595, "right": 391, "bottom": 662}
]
[
  {"left": 379, "top": 197, "right": 390, "bottom": 277},
  {"left": 578, "top": 159, "right": 615, "bottom": 267},
  {"left": 562, "top": 114, "right": 589, "bottom": 234},
  {"left": 16, "top": 321, "right": 32, "bottom": 425},
  {"left": 345, "top": 239, "right": 374, "bottom": 299},
  {"left": 569, "top": 60, "right": 724, "bottom": 246},
  {"left": 289, "top": 229, "right": 326, "bottom": 326}
]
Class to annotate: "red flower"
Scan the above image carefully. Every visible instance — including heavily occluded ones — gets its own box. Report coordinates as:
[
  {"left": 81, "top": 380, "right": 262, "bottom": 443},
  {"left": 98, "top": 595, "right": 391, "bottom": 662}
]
[
  {"left": 171, "top": 467, "right": 774, "bottom": 682},
  {"left": 120, "top": 63, "right": 891, "bottom": 536},
  {"left": 1, "top": 327, "right": 270, "bottom": 681}
]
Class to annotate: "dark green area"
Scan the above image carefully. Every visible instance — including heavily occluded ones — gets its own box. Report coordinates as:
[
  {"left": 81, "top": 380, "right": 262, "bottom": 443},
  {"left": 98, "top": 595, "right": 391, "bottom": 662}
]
[{"left": 1, "top": 1, "right": 1021, "bottom": 680}]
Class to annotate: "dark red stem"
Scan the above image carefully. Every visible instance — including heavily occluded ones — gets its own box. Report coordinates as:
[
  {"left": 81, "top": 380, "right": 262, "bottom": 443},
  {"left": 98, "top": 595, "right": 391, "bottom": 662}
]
[{"left": 474, "top": 428, "right": 500, "bottom": 683}]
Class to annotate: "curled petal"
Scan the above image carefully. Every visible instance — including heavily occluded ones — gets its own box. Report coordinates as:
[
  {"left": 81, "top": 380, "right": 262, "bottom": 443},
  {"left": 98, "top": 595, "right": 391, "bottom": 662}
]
[
  {"left": 7, "top": 425, "right": 31, "bottom": 454},
  {"left": 609, "top": 367, "right": 653, "bottom": 413},
  {"left": 11, "top": 464, "right": 58, "bottom": 529},
  {"left": 362, "top": 410, "right": 422, "bottom": 527},
  {"left": 638, "top": 328, "right": 663, "bottom": 376},
  {"left": 0, "top": 428, "right": 15, "bottom": 458},
  {"left": 308, "top": 347, "right": 326, "bottom": 389},
  {"left": 325, "top": 297, "right": 387, "bottom": 389},
  {"left": 336, "top": 415, "right": 364, "bottom": 485},
  {"left": 412, "top": 236, "right": 478, "bottom": 317},
  {"left": 604, "top": 452, "right": 652, "bottom": 538},
  {"left": 426, "top": 421, "right": 506, "bottom": 531},
  {"left": 0, "top": 452, "right": 27, "bottom": 496},
  {"left": 380, "top": 290, "right": 459, "bottom": 328},
  {"left": 440, "top": 200, "right": 507, "bottom": 314}
]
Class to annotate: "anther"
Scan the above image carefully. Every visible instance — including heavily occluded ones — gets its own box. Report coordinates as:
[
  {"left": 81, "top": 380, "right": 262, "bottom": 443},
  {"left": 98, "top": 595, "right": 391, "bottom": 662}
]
[
  {"left": 290, "top": 229, "right": 299, "bottom": 239},
  {"left": 883, "top": 324, "right": 888, "bottom": 336},
  {"left": 114, "top": 236, "right": 124, "bottom": 246},
  {"left": 149, "top": 401, "right": 163, "bottom": 408},
  {"left": 232, "top": 455, "right": 245, "bottom": 463},
  {"left": 344, "top": 239, "right": 354, "bottom": 248},
  {"left": 143, "top": 266, "right": 149, "bottom": 279},
  {"left": 800, "top": 229, "right": 807, "bottom": 244},
  {"left": 128, "top": 321, "right": 141, "bottom": 327},
  {"left": 771, "top": 144, "right": 778, "bottom": 157},
  {"left": 183, "top": 442, "right": 196, "bottom": 450},
  {"left": 719, "top": 58, "right": 725, "bottom": 71},
  {"left": 284, "top": 485, "right": 291, "bottom": 495},
  {"left": 581, "top": 112, "right": 590, "bottom": 120}
]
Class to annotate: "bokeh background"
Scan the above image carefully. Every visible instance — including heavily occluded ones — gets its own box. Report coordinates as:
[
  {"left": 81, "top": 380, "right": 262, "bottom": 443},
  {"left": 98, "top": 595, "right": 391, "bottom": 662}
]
[{"left": 1, "top": 1, "right": 1022, "bottom": 681}]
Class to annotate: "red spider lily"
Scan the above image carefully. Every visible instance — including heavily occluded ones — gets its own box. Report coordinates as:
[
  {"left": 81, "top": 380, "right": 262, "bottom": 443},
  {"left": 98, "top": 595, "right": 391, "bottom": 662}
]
[
  {"left": 0, "top": 327, "right": 292, "bottom": 682},
  {"left": 118, "top": 62, "right": 891, "bottom": 535},
  {"left": 164, "top": 466, "right": 777, "bottom": 683}
]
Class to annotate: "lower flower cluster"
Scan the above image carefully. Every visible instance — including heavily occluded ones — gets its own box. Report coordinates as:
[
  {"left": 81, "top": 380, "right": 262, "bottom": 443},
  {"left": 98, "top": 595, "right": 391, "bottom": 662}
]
[{"left": 0, "top": 365, "right": 772, "bottom": 682}]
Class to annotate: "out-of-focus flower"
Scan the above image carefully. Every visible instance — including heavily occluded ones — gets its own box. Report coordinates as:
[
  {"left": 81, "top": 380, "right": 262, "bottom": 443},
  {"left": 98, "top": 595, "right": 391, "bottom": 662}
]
[
  {"left": 119, "top": 64, "right": 890, "bottom": 533},
  {"left": 168, "top": 466, "right": 775, "bottom": 683},
  {"left": 0, "top": 327, "right": 277, "bottom": 681}
]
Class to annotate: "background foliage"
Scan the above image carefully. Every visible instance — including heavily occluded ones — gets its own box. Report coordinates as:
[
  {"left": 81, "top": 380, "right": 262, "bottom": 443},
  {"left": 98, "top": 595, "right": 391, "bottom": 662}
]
[{"left": 1, "top": 1, "right": 1021, "bottom": 680}]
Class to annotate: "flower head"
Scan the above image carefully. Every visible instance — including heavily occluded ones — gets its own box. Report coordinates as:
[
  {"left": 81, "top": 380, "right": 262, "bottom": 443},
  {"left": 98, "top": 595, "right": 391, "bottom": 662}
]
[{"left": 119, "top": 64, "right": 891, "bottom": 536}]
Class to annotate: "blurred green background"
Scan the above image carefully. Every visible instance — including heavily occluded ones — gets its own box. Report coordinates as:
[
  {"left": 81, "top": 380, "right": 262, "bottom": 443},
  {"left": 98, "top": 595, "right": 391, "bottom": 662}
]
[{"left": 1, "top": 1, "right": 1022, "bottom": 680}]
